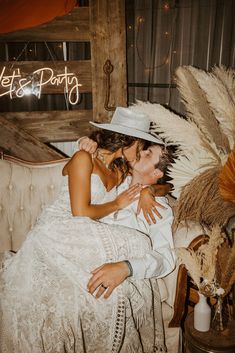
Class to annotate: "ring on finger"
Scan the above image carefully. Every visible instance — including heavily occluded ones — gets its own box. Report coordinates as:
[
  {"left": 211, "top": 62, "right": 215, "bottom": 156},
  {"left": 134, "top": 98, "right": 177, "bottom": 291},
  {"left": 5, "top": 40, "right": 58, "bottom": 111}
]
[{"left": 101, "top": 283, "right": 108, "bottom": 290}]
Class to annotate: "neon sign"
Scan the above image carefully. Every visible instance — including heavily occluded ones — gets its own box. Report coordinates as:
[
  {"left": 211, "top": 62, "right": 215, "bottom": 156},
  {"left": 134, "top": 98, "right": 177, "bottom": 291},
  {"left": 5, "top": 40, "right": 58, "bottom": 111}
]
[{"left": 0, "top": 66, "right": 82, "bottom": 105}]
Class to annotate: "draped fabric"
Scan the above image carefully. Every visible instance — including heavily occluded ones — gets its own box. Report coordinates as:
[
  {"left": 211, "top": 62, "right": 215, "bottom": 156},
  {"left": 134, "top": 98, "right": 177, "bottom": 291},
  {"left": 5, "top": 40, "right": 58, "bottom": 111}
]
[
  {"left": 126, "top": 0, "right": 235, "bottom": 112},
  {"left": 0, "top": 0, "right": 77, "bottom": 34}
]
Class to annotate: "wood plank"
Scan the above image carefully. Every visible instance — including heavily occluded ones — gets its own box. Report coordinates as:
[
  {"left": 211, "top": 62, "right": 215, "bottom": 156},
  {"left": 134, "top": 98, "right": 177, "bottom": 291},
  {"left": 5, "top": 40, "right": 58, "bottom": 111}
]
[
  {"left": 89, "top": 0, "right": 127, "bottom": 122},
  {"left": 1, "top": 110, "right": 93, "bottom": 142},
  {"left": 0, "top": 61, "right": 92, "bottom": 95},
  {"left": 0, "top": 8, "right": 90, "bottom": 42},
  {"left": 0, "top": 115, "right": 64, "bottom": 162}
]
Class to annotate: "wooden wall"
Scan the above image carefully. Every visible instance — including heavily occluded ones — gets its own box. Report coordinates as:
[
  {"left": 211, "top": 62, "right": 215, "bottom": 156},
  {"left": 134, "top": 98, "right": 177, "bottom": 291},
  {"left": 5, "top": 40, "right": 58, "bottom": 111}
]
[{"left": 0, "top": 1, "right": 127, "bottom": 161}]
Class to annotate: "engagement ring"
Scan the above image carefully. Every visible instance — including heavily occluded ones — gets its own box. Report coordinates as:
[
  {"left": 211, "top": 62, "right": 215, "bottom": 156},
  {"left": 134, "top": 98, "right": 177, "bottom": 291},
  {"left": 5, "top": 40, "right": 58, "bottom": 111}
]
[{"left": 101, "top": 284, "right": 108, "bottom": 290}]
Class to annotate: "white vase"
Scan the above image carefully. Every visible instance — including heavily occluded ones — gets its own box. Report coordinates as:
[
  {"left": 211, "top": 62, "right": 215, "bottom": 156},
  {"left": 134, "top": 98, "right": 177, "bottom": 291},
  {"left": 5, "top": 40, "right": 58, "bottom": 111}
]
[{"left": 193, "top": 292, "right": 211, "bottom": 332}]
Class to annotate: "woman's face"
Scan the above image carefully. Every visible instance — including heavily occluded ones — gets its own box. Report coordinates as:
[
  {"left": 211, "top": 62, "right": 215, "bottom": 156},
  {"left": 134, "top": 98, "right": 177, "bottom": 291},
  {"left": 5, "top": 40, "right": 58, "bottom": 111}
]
[{"left": 122, "top": 141, "right": 143, "bottom": 163}]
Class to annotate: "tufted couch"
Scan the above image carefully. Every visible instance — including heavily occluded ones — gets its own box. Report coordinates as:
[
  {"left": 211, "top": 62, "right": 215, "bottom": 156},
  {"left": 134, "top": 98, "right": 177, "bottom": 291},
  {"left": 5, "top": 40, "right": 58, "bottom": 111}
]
[{"left": 0, "top": 154, "right": 207, "bottom": 353}]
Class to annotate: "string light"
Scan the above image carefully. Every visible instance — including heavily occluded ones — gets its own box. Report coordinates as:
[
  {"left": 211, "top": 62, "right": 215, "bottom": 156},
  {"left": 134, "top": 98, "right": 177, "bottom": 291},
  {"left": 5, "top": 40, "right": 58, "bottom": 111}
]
[
  {"left": 163, "top": 3, "right": 170, "bottom": 11},
  {"left": 137, "top": 16, "right": 144, "bottom": 24}
]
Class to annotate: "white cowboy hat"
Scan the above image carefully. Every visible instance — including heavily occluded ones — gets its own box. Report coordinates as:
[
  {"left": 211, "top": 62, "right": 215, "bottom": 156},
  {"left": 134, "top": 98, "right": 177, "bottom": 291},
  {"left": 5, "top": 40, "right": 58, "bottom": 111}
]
[{"left": 90, "top": 107, "right": 164, "bottom": 144}]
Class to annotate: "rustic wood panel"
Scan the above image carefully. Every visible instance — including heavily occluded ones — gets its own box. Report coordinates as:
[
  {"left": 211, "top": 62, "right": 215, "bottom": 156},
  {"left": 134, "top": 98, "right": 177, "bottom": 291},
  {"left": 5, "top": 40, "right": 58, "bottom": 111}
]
[
  {"left": 0, "top": 115, "right": 64, "bottom": 162},
  {"left": 0, "top": 8, "right": 90, "bottom": 42},
  {"left": 89, "top": 0, "right": 127, "bottom": 122},
  {"left": 2, "top": 110, "right": 93, "bottom": 142},
  {"left": 0, "top": 61, "right": 92, "bottom": 95}
]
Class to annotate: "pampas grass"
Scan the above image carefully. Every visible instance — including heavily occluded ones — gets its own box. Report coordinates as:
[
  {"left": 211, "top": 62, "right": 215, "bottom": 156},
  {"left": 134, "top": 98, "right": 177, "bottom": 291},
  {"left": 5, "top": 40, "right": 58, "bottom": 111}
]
[
  {"left": 176, "top": 225, "right": 225, "bottom": 295},
  {"left": 173, "top": 167, "right": 235, "bottom": 230},
  {"left": 130, "top": 66, "right": 235, "bottom": 230},
  {"left": 176, "top": 247, "right": 202, "bottom": 289},
  {"left": 175, "top": 66, "right": 230, "bottom": 154},
  {"left": 188, "top": 66, "right": 235, "bottom": 150},
  {"left": 213, "top": 66, "right": 235, "bottom": 104}
]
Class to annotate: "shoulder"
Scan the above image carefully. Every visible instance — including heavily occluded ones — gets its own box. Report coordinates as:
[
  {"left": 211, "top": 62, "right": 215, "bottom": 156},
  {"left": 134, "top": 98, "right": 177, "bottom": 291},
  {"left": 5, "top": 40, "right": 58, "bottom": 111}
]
[
  {"left": 63, "top": 151, "right": 93, "bottom": 175},
  {"left": 72, "top": 150, "right": 93, "bottom": 163}
]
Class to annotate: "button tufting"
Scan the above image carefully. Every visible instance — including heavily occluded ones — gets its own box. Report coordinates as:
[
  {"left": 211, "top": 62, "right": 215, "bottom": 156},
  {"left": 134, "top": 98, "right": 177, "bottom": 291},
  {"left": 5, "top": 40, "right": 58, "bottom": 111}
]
[
  {"left": 20, "top": 206, "right": 24, "bottom": 211},
  {"left": 9, "top": 227, "right": 13, "bottom": 232},
  {"left": 29, "top": 185, "right": 34, "bottom": 190},
  {"left": 8, "top": 184, "right": 13, "bottom": 190},
  {"left": 50, "top": 184, "right": 55, "bottom": 190}
]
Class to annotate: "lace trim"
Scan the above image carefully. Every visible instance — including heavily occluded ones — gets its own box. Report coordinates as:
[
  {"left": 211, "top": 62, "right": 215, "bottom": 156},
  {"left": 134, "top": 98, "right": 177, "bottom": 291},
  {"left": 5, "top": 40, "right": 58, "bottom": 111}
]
[
  {"left": 96, "top": 223, "right": 126, "bottom": 353},
  {"left": 111, "top": 288, "right": 126, "bottom": 353}
]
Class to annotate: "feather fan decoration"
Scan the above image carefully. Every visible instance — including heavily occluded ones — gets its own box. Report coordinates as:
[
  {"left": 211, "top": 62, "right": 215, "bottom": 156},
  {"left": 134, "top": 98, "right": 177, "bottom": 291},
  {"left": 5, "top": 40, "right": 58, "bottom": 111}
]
[
  {"left": 219, "top": 147, "right": 235, "bottom": 203},
  {"left": 130, "top": 101, "right": 222, "bottom": 164},
  {"left": 130, "top": 66, "right": 235, "bottom": 230},
  {"left": 175, "top": 66, "right": 230, "bottom": 154},
  {"left": 213, "top": 66, "right": 235, "bottom": 104},
  {"left": 130, "top": 100, "right": 222, "bottom": 198},
  {"left": 188, "top": 66, "right": 235, "bottom": 150},
  {"left": 168, "top": 150, "right": 219, "bottom": 198}
]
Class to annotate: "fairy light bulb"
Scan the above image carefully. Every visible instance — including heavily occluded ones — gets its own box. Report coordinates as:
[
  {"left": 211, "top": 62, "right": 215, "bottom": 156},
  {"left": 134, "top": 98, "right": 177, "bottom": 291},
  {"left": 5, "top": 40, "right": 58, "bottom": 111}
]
[{"left": 164, "top": 3, "right": 170, "bottom": 11}]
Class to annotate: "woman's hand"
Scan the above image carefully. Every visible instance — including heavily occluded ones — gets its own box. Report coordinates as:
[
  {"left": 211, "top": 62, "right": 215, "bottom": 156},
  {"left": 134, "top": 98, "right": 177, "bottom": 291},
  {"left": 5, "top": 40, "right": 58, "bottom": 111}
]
[
  {"left": 115, "top": 184, "right": 142, "bottom": 210},
  {"left": 137, "top": 187, "right": 166, "bottom": 224},
  {"left": 79, "top": 136, "right": 98, "bottom": 154}
]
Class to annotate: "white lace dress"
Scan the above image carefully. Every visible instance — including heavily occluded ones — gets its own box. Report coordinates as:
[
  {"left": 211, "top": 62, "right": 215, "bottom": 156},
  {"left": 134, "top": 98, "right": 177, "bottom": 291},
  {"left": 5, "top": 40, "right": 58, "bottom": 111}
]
[{"left": 0, "top": 175, "right": 165, "bottom": 353}]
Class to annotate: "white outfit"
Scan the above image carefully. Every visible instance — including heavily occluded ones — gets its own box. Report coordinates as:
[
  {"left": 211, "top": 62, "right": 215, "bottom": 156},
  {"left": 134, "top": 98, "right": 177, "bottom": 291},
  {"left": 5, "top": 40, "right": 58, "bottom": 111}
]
[
  {"left": 0, "top": 174, "right": 165, "bottom": 353},
  {"left": 102, "top": 177, "right": 176, "bottom": 279}
]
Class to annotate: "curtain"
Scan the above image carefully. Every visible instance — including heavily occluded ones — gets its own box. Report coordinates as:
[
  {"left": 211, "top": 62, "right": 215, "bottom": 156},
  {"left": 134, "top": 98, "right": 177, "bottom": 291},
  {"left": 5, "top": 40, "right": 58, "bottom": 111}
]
[
  {"left": 0, "top": 0, "right": 77, "bottom": 34},
  {"left": 126, "top": 0, "right": 235, "bottom": 113}
]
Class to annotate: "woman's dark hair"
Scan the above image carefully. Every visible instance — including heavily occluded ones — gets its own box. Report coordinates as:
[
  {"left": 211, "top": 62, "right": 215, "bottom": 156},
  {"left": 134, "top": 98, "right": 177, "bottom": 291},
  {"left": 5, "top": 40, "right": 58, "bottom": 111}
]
[{"left": 89, "top": 129, "right": 144, "bottom": 183}]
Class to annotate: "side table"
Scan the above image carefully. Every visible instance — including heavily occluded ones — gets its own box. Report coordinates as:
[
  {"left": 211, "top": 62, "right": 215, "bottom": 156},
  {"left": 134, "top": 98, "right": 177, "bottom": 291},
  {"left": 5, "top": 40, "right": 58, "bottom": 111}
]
[{"left": 184, "top": 312, "right": 235, "bottom": 353}]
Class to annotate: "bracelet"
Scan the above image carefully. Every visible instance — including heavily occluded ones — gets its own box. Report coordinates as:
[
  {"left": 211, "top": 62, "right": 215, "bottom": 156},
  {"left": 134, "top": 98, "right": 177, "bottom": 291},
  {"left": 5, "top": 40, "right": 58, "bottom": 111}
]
[{"left": 124, "top": 260, "right": 133, "bottom": 277}]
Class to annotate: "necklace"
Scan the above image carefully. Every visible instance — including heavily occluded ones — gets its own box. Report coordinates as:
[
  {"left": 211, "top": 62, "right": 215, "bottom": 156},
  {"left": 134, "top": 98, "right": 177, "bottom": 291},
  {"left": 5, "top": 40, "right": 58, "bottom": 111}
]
[{"left": 95, "top": 149, "right": 111, "bottom": 170}]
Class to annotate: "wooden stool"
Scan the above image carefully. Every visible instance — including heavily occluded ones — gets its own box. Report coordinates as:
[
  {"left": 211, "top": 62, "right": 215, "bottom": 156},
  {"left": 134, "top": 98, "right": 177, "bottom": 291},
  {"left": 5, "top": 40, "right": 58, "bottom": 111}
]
[{"left": 184, "top": 312, "right": 235, "bottom": 353}]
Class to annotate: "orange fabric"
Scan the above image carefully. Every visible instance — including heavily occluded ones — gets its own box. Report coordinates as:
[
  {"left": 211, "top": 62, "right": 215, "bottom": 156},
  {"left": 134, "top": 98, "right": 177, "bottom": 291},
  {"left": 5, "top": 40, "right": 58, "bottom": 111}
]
[{"left": 0, "top": 0, "right": 77, "bottom": 34}]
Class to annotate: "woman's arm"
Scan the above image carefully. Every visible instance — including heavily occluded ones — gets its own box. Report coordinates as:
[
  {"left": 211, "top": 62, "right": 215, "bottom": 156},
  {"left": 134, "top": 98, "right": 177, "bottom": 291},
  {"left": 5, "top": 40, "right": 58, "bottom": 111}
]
[
  {"left": 64, "top": 151, "right": 141, "bottom": 219},
  {"left": 137, "top": 184, "right": 172, "bottom": 224}
]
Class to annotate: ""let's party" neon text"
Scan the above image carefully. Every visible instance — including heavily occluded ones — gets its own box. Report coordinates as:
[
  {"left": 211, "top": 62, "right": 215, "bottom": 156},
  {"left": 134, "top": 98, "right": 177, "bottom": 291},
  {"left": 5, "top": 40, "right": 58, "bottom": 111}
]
[{"left": 0, "top": 66, "right": 82, "bottom": 105}]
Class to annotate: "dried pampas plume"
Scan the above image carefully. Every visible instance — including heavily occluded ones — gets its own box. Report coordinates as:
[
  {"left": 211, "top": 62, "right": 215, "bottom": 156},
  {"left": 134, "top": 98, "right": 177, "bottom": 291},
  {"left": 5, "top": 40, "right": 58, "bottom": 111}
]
[
  {"left": 130, "top": 66, "right": 235, "bottom": 230},
  {"left": 176, "top": 225, "right": 225, "bottom": 295},
  {"left": 197, "top": 225, "right": 225, "bottom": 283},
  {"left": 173, "top": 166, "right": 235, "bottom": 231},
  {"left": 176, "top": 247, "right": 201, "bottom": 289}
]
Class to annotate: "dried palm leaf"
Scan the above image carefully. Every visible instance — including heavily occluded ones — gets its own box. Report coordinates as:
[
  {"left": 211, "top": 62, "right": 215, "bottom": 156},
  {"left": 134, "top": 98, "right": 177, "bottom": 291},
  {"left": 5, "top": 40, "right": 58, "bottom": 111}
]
[
  {"left": 130, "top": 101, "right": 222, "bottom": 164},
  {"left": 173, "top": 167, "right": 235, "bottom": 231},
  {"left": 213, "top": 66, "right": 235, "bottom": 104},
  {"left": 175, "top": 66, "right": 230, "bottom": 154},
  {"left": 188, "top": 66, "right": 235, "bottom": 150},
  {"left": 215, "top": 243, "right": 229, "bottom": 284},
  {"left": 168, "top": 149, "right": 220, "bottom": 198},
  {"left": 219, "top": 147, "right": 235, "bottom": 203},
  {"left": 220, "top": 242, "right": 235, "bottom": 296}
]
